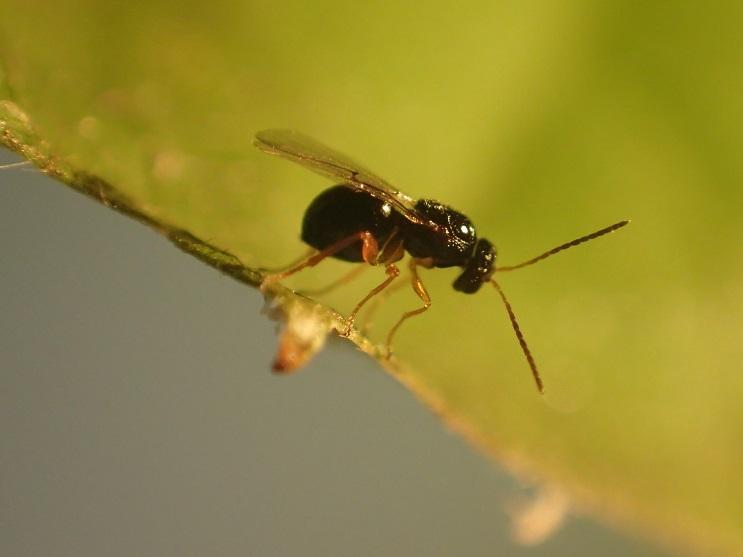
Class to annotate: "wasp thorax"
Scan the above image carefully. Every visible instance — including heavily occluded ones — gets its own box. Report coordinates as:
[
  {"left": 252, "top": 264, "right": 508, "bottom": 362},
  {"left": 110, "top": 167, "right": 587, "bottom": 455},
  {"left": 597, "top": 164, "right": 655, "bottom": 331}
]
[{"left": 403, "top": 199, "right": 478, "bottom": 266}]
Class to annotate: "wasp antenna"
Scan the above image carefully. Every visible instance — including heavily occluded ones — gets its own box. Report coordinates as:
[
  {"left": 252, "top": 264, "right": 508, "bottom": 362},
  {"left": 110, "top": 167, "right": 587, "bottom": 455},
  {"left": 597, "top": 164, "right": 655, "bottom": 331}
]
[
  {"left": 498, "top": 220, "right": 630, "bottom": 272},
  {"left": 491, "top": 279, "right": 544, "bottom": 394}
]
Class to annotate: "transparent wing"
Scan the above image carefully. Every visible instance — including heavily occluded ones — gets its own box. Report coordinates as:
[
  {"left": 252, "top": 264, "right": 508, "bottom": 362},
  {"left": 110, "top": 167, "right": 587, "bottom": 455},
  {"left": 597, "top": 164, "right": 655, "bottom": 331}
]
[{"left": 254, "top": 129, "right": 426, "bottom": 224}]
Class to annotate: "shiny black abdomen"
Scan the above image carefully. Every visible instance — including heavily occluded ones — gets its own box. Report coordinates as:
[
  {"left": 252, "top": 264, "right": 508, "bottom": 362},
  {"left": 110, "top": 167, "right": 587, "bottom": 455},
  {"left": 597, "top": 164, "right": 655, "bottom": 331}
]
[{"left": 301, "top": 185, "right": 402, "bottom": 262}]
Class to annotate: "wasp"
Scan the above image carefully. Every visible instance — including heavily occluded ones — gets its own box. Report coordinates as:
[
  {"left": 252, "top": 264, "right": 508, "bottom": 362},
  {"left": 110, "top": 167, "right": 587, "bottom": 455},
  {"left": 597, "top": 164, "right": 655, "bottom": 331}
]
[{"left": 255, "top": 129, "right": 628, "bottom": 392}]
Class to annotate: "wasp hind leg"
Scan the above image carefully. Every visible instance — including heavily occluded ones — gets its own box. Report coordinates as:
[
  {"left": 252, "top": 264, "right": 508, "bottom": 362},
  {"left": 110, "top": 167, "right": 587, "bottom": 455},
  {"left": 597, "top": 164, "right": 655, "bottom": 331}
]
[
  {"left": 341, "top": 231, "right": 406, "bottom": 336},
  {"left": 299, "top": 264, "right": 368, "bottom": 296},
  {"left": 260, "top": 231, "right": 380, "bottom": 292},
  {"left": 342, "top": 263, "right": 401, "bottom": 336},
  {"left": 262, "top": 231, "right": 407, "bottom": 343}
]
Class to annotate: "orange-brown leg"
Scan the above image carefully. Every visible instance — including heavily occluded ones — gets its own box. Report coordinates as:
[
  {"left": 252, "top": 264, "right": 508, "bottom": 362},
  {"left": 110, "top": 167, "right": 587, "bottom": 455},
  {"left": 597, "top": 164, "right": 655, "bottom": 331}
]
[
  {"left": 260, "top": 231, "right": 379, "bottom": 291},
  {"left": 358, "top": 273, "right": 409, "bottom": 333},
  {"left": 385, "top": 259, "right": 431, "bottom": 356},
  {"left": 342, "top": 263, "right": 401, "bottom": 336},
  {"left": 261, "top": 247, "right": 315, "bottom": 274},
  {"left": 299, "top": 264, "right": 368, "bottom": 296}
]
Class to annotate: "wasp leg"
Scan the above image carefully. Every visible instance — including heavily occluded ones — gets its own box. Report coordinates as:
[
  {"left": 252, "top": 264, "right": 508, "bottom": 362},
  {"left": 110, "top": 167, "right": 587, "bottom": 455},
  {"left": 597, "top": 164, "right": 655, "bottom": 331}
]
[
  {"left": 385, "top": 259, "right": 431, "bottom": 357},
  {"left": 261, "top": 231, "right": 379, "bottom": 292},
  {"left": 342, "top": 263, "right": 401, "bottom": 336},
  {"left": 260, "top": 248, "right": 315, "bottom": 274},
  {"left": 299, "top": 264, "right": 368, "bottom": 296},
  {"left": 358, "top": 273, "right": 408, "bottom": 334}
]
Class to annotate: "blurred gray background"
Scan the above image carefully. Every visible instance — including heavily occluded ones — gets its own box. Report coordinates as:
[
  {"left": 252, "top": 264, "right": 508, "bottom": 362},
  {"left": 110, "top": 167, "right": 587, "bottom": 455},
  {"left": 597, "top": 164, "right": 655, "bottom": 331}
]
[{"left": 0, "top": 151, "right": 670, "bottom": 556}]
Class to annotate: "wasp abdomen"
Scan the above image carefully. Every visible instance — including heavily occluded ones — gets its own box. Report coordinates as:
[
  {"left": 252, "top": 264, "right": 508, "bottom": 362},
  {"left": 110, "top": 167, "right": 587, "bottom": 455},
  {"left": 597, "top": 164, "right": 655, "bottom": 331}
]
[{"left": 301, "top": 185, "right": 401, "bottom": 262}]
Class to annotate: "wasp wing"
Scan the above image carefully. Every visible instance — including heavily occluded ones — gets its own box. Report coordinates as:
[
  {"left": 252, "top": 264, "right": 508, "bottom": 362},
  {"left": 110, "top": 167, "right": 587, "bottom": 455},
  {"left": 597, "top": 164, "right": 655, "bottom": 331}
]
[{"left": 254, "top": 129, "right": 429, "bottom": 226}]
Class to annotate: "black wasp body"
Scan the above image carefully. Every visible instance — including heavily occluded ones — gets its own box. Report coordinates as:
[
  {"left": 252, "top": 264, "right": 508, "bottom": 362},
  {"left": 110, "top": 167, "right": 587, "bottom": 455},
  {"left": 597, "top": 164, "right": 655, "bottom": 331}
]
[
  {"left": 301, "top": 184, "right": 495, "bottom": 294},
  {"left": 255, "top": 129, "right": 628, "bottom": 393}
]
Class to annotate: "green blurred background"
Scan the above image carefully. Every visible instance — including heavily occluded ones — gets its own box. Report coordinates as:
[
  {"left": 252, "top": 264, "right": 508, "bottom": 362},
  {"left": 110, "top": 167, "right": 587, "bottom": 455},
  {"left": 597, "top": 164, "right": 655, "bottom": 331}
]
[{"left": 1, "top": 2, "right": 741, "bottom": 555}]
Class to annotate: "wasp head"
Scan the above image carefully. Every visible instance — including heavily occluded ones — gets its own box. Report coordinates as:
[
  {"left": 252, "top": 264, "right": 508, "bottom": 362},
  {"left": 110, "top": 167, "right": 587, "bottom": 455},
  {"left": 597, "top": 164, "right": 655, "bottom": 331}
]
[{"left": 453, "top": 239, "right": 496, "bottom": 294}]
